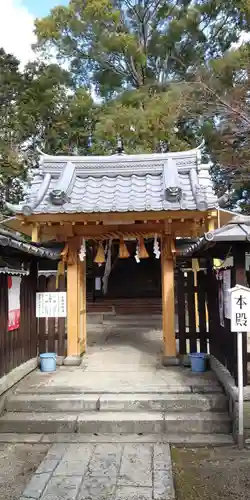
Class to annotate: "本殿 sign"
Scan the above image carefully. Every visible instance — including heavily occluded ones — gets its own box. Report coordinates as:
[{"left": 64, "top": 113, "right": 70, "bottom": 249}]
[
  {"left": 36, "top": 292, "right": 67, "bottom": 318},
  {"left": 229, "top": 285, "right": 250, "bottom": 332}
]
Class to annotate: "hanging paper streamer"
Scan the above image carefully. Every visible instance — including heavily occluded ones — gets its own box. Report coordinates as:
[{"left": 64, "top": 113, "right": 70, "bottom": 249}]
[
  {"left": 135, "top": 241, "right": 140, "bottom": 263},
  {"left": 102, "top": 239, "right": 112, "bottom": 294},
  {"left": 79, "top": 238, "right": 86, "bottom": 262},
  {"left": 153, "top": 234, "right": 161, "bottom": 259},
  {"left": 134, "top": 237, "right": 149, "bottom": 263}
]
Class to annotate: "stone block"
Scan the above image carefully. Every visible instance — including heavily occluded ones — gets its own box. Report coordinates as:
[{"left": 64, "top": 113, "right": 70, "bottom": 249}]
[
  {"left": 153, "top": 469, "right": 175, "bottom": 500},
  {"left": 77, "top": 476, "right": 116, "bottom": 500},
  {"left": 77, "top": 412, "right": 164, "bottom": 434},
  {"left": 36, "top": 458, "right": 60, "bottom": 474},
  {"left": 40, "top": 475, "right": 82, "bottom": 500},
  {"left": 115, "top": 486, "right": 153, "bottom": 499},
  {"left": 7, "top": 394, "right": 98, "bottom": 413},
  {"left": 164, "top": 413, "right": 231, "bottom": 434},
  {"left": 87, "top": 443, "right": 122, "bottom": 477},
  {"left": 54, "top": 444, "right": 93, "bottom": 476},
  {"left": 161, "top": 356, "right": 180, "bottom": 367},
  {"left": 118, "top": 444, "right": 152, "bottom": 487},
  {"left": 153, "top": 444, "right": 172, "bottom": 471},
  {"left": 22, "top": 472, "right": 51, "bottom": 499},
  {"left": 63, "top": 356, "right": 81, "bottom": 366},
  {"left": 46, "top": 443, "right": 69, "bottom": 459},
  {"left": 0, "top": 413, "right": 77, "bottom": 434}
]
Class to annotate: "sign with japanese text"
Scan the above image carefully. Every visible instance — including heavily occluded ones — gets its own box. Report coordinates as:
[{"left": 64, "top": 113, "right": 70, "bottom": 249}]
[
  {"left": 36, "top": 292, "right": 67, "bottom": 318},
  {"left": 230, "top": 285, "right": 250, "bottom": 332},
  {"left": 8, "top": 276, "right": 21, "bottom": 331}
]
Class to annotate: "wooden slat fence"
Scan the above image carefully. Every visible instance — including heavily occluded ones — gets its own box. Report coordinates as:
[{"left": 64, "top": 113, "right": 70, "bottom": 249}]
[
  {"left": 0, "top": 263, "right": 37, "bottom": 378},
  {"left": 37, "top": 274, "right": 66, "bottom": 356},
  {"left": 176, "top": 267, "right": 248, "bottom": 386}
]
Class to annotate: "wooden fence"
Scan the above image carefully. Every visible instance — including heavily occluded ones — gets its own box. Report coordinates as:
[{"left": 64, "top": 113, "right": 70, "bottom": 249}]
[
  {"left": 0, "top": 263, "right": 37, "bottom": 378},
  {"left": 37, "top": 274, "right": 66, "bottom": 356},
  {"left": 176, "top": 267, "right": 248, "bottom": 386}
]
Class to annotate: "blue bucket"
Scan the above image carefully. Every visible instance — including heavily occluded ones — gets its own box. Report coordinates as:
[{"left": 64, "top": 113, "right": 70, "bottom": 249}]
[
  {"left": 40, "top": 353, "right": 57, "bottom": 372},
  {"left": 190, "top": 352, "right": 206, "bottom": 373}
]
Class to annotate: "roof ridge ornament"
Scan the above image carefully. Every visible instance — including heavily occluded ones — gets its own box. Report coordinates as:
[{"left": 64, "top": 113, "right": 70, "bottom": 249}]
[
  {"left": 114, "top": 135, "right": 125, "bottom": 155},
  {"left": 49, "top": 161, "right": 76, "bottom": 206},
  {"left": 163, "top": 157, "right": 182, "bottom": 202}
]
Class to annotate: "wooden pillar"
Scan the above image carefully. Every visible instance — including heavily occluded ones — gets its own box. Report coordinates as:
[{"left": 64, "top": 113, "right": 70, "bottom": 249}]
[
  {"left": 78, "top": 258, "right": 87, "bottom": 355},
  {"left": 161, "top": 235, "right": 177, "bottom": 363},
  {"left": 66, "top": 238, "right": 81, "bottom": 364}
]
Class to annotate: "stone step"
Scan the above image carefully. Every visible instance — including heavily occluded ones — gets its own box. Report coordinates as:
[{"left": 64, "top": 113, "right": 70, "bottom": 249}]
[
  {"left": 87, "top": 325, "right": 162, "bottom": 331},
  {"left": 6, "top": 393, "right": 228, "bottom": 413},
  {"left": 0, "top": 411, "right": 231, "bottom": 434},
  {"left": 0, "top": 432, "right": 234, "bottom": 446}
]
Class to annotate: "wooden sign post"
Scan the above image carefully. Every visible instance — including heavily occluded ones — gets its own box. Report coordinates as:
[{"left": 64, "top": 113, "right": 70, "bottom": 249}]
[{"left": 229, "top": 285, "right": 250, "bottom": 449}]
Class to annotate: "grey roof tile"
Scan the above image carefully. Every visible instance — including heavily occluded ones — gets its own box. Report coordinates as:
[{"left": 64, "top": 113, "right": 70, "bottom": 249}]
[{"left": 6, "top": 149, "right": 218, "bottom": 215}]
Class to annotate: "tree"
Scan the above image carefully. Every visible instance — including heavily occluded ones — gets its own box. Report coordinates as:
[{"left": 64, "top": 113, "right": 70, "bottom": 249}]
[
  {"left": 35, "top": 0, "right": 250, "bottom": 97},
  {"left": 0, "top": 49, "right": 25, "bottom": 211},
  {"left": 33, "top": 0, "right": 250, "bottom": 157},
  {"left": 0, "top": 48, "right": 96, "bottom": 212},
  {"left": 92, "top": 84, "right": 193, "bottom": 153},
  {"left": 180, "top": 41, "right": 250, "bottom": 211}
]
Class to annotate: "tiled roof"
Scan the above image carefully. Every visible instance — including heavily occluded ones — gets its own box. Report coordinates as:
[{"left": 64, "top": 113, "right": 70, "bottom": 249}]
[
  {"left": 6, "top": 147, "right": 218, "bottom": 215},
  {"left": 205, "top": 215, "right": 250, "bottom": 242},
  {"left": 0, "top": 228, "right": 61, "bottom": 260},
  {"left": 179, "top": 214, "right": 250, "bottom": 256}
]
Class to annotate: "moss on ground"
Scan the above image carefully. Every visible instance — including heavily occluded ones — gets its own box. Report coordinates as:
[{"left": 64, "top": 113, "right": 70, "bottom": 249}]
[{"left": 171, "top": 446, "right": 250, "bottom": 500}]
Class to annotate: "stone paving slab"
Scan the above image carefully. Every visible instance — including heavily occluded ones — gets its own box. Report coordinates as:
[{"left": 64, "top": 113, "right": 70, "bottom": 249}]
[{"left": 19, "top": 442, "right": 175, "bottom": 500}]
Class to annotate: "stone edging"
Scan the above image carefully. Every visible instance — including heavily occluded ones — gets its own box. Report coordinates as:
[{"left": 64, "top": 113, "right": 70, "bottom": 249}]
[
  {"left": 210, "top": 355, "right": 250, "bottom": 441},
  {"left": 210, "top": 355, "right": 250, "bottom": 401},
  {"left": 0, "top": 358, "right": 38, "bottom": 414}
]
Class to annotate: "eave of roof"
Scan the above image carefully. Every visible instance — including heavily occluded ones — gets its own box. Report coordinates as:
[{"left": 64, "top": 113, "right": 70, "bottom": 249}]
[{"left": 0, "top": 229, "right": 61, "bottom": 260}]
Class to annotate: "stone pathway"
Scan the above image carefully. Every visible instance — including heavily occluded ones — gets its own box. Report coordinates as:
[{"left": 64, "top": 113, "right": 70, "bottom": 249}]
[{"left": 20, "top": 442, "right": 175, "bottom": 500}]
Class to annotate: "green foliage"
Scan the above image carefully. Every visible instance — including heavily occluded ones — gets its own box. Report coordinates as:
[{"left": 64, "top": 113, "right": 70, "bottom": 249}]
[
  {"left": 0, "top": 48, "right": 95, "bottom": 212},
  {"left": 35, "top": 0, "right": 249, "bottom": 96}
]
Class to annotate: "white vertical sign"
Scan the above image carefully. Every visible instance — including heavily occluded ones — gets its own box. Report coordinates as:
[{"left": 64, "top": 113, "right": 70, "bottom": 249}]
[
  {"left": 229, "top": 284, "right": 250, "bottom": 449},
  {"left": 230, "top": 285, "right": 250, "bottom": 332},
  {"left": 36, "top": 292, "right": 67, "bottom": 318}
]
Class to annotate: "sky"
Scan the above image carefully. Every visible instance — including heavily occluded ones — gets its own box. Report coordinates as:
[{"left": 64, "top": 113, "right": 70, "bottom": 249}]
[{"left": 0, "top": 0, "right": 68, "bottom": 66}]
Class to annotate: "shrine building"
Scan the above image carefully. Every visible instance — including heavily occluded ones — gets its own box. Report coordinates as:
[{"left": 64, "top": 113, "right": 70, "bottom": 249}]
[{"left": 6, "top": 145, "right": 225, "bottom": 365}]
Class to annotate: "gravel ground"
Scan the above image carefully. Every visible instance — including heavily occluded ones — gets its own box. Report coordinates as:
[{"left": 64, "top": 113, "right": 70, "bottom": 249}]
[
  {"left": 172, "top": 446, "right": 250, "bottom": 500},
  {"left": 0, "top": 443, "right": 50, "bottom": 500}
]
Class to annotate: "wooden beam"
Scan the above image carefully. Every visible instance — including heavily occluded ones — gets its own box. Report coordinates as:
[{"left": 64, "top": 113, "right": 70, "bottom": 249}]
[
  {"left": 67, "top": 239, "right": 80, "bottom": 358},
  {"left": 161, "top": 235, "right": 176, "bottom": 359},
  {"left": 20, "top": 209, "right": 210, "bottom": 224},
  {"left": 31, "top": 223, "right": 40, "bottom": 243},
  {"left": 37, "top": 220, "right": 205, "bottom": 241}
]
